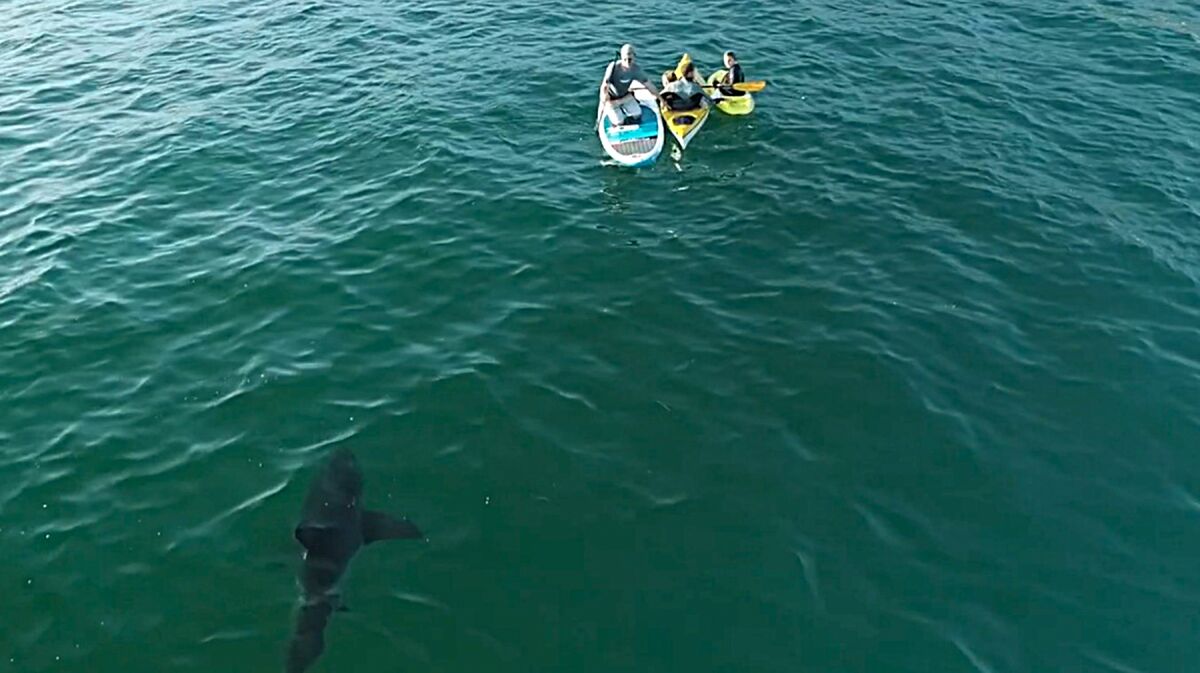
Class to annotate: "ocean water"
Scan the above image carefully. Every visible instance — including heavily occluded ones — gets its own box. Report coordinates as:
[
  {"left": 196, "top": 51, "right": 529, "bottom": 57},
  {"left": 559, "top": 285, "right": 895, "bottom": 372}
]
[{"left": 2, "top": 0, "right": 1199, "bottom": 671}]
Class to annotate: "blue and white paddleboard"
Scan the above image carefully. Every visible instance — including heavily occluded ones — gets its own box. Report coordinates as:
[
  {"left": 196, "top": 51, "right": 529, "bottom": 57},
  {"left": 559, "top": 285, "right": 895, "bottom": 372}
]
[{"left": 597, "top": 83, "right": 664, "bottom": 167}]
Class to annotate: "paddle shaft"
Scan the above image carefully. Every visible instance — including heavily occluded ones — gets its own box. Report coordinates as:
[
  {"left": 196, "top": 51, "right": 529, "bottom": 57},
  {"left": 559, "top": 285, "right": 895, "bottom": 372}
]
[{"left": 701, "top": 80, "right": 767, "bottom": 93}]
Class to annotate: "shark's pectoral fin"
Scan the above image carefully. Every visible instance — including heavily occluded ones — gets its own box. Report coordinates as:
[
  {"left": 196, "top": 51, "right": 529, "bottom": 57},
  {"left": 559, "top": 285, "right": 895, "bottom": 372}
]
[
  {"left": 362, "top": 510, "right": 423, "bottom": 543},
  {"left": 295, "top": 525, "right": 338, "bottom": 557}
]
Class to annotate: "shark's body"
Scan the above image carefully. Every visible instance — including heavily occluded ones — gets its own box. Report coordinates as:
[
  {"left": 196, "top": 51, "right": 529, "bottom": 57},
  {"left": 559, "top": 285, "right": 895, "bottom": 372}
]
[{"left": 286, "top": 448, "right": 422, "bottom": 673}]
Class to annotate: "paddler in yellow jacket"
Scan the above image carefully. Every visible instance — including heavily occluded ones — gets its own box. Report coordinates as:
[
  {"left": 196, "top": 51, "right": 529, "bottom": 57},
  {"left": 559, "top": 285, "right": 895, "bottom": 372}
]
[{"left": 659, "top": 54, "right": 712, "bottom": 111}]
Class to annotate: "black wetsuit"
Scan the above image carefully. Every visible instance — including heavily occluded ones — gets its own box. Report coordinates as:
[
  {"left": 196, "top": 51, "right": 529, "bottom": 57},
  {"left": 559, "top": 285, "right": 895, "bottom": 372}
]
[
  {"left": 720, "top": 63, "right": 745, "bottom": 96},
  {"left": 722, "top": 63, "right": 745, "bottom": 85}
]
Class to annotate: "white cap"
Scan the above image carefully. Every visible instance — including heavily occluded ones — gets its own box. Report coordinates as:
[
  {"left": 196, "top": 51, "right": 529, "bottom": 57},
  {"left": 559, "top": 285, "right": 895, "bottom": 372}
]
[{"left": 620, "top": 43, "right": 636, "bottom": 58}]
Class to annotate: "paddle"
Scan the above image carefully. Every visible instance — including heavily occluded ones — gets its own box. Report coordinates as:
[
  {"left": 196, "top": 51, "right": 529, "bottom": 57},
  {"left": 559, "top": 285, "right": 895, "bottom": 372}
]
[{"left": 701, "top": 80, "right": 767, "bottom": 93}]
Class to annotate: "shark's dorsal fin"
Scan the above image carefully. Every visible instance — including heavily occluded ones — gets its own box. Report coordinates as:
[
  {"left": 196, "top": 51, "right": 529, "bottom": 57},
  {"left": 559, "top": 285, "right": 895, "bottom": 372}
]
[{"left": 362, "top": 510, "right": 422, "bottom": 544}]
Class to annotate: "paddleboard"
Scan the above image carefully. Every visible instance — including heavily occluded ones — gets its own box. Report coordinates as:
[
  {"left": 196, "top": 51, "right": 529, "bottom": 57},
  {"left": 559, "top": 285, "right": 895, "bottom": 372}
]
[{"left": 597, "top": 82, "right": 664, "bottom": 167}]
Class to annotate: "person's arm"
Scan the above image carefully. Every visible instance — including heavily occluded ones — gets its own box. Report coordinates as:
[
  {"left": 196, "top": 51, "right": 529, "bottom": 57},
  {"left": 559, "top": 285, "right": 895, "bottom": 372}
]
[
  {"left": 599, "top": 63, "right": 614, "bottom": 102},
  {"left": 634, "top": 67, "right": 660, "bottom": 96}
]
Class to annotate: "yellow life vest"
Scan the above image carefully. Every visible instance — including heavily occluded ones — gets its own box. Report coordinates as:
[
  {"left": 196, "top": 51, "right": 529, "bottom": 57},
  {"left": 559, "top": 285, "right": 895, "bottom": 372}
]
[{"left": 674, "top": 53, "right": 693, "bottom": 79}]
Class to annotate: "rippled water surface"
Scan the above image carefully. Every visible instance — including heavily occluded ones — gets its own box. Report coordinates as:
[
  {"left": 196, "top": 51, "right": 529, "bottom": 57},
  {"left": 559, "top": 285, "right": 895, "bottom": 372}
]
[{"left": 3, "top": 0, "right": 1200, "bottom": 671}]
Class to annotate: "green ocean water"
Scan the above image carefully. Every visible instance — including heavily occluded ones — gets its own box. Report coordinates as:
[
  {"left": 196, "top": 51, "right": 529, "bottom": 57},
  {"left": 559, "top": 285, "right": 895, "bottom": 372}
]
[{"left": 3, "top": 0, "right": 1200, "bottom": 671}]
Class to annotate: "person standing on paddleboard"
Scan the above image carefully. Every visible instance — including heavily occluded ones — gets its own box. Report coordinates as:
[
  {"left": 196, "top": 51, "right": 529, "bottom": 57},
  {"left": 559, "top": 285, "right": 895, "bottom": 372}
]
[{"left": 599, "top": 44, "right": 660, "bottom": 126}]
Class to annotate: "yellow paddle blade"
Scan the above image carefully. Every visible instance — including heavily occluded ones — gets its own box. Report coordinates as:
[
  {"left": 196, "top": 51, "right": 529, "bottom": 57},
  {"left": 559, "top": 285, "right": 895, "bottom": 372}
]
[{"left": 731, "top": 80, "right": 766, "bottom": 93}]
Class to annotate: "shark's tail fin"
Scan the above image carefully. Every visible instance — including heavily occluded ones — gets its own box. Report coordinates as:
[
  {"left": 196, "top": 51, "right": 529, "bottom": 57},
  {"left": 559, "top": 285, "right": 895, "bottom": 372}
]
[{"left": 286, "top": 601, "right": 333, "bottom": 673}]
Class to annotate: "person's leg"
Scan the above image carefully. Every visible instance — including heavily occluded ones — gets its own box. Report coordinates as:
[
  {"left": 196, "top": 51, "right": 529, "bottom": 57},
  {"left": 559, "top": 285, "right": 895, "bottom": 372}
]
[
  {"left": 605, "top": 96, "right": 630, "bottom": 125},
  {"left": 619, "top": 96, "right": 642, "bottom": 125}
]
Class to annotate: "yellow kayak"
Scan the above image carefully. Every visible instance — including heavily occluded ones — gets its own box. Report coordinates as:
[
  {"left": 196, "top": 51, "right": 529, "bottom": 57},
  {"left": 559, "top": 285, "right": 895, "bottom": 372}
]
[
  {"left": 707, "top": 69, "right": 756, "bottom": 115},
  {"left": 660, "top": 99, "right": 710, "bottom": 150},
  {"left": 660, "top": 54, "right": 710, "bottom": 149}
]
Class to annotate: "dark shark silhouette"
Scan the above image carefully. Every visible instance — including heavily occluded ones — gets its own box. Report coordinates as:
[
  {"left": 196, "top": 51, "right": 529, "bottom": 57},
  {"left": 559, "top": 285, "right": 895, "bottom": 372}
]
[{"left": 286, "top": 447, "right": 422, "bottom": 673}]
